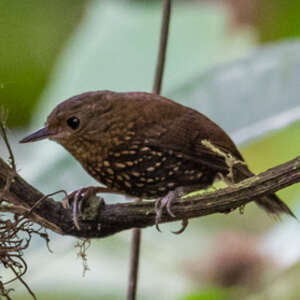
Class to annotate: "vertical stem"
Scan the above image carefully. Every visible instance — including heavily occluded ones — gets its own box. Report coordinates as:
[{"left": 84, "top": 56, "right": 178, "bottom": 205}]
[
  {"left": 127, "top": 227, "right": 141, "bottom": 300},
  {"left": 153, "top": 0, "right": 172, "bottom": 95},
  {"left": 127, "top": 1, "right": 172, "bottom": 300}
]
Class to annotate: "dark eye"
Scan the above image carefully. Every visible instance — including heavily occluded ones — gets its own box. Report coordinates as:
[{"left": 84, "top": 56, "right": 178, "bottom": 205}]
[{"left": 67, "top": 116, "right": 80, "bottom": 130}]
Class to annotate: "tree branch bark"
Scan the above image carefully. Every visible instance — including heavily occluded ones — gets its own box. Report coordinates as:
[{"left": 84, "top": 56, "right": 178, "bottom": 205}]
[{"left": 0, "top": 156, "right": 299, "bottom": 238}]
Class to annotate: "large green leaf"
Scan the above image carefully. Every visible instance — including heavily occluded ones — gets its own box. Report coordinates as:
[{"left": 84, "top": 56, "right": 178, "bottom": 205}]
[{"left": 10, "top": 1, "right": 300, "bottom": 300}]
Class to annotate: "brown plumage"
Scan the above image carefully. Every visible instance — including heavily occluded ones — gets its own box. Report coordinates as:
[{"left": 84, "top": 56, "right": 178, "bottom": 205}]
[{"left": 20, "top": 90, "right": 295, "bottom": 224}]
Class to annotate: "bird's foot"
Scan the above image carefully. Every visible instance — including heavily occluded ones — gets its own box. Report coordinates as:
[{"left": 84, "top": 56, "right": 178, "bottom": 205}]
[
  {"left": 155, "top": 187, "right": 188, "bottom": 234},
  {"left": 63, "top": 186, "right": 106, "bottom": 230}
]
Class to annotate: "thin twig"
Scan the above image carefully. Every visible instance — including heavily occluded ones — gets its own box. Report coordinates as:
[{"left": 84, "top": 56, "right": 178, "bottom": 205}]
[
  {"left": 127, "top": 1, "right": 172, "bottom": 299},
  {"left": 0, "top": 112, "right": 17, "bottom": 205},
  {"left": 0, "top": 109, "right": 16, "bottom": 171},
  {"left": 9, "top": 265, "right": 37, "bottom": 300}
]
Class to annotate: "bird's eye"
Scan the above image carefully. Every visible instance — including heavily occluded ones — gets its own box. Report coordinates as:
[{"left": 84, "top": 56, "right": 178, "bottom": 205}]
[{"left": 67, "top": 116, "right": 80, "bottom": 130}]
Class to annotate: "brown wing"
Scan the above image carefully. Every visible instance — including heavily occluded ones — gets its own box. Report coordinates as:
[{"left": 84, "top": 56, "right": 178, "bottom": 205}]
[{"left": 119, "top": 93, "right": 244, "bottom": 173}]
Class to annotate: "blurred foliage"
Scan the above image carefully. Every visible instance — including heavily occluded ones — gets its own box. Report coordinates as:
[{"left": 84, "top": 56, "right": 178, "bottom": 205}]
[
  {"left": 185, "top": 0, "right": 300, "bottom": 43},
  {"left": 256, "top": 0, "right": 300, "bottom": 42},
  {"left": 0, "top": 0, "right": 88, "bottom": 127},
  {"left": 2, "top": 0, "right": 300, "bottom": 128},
  {"left": 243, "top": 121, "right": 300, "bottom": 203},
  {"left": 1, "top": 0, "right": 300, "bottom": 300},
  {"left": 180, "top": 287, "right": 229, "bottom": 300}
]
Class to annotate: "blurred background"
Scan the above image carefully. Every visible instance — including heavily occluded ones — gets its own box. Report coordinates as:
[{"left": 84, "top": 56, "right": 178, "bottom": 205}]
[{"left": 1, "top": 0, "right": 300, "bottom": 299}]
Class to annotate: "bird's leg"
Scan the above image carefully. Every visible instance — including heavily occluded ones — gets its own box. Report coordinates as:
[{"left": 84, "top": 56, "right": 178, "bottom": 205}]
[
  {"left": 63, "top": 186, "right": 114, "bottom": 230},
  {"left": 155, "top": 187, "right": 188, "bottom": 233}
]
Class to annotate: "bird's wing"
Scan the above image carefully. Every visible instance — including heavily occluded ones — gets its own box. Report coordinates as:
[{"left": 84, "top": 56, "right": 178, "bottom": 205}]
[{"left": 134, "top": 99, "right": 244, "bottom": 173}]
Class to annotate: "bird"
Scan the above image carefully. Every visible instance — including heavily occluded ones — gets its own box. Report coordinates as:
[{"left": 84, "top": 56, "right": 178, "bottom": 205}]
[{"left": 20, "top": 90, "right": 295, "bottom": 230}]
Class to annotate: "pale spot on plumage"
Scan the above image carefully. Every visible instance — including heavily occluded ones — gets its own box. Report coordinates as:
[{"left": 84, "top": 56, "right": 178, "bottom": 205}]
[
  {"left": 127, "top": 122, "right": 135, "bottom": 129},
  {"left": 107, "top": 168, "right": 114, "bottom": 175},
  {"left": 122, "top": 173, "right": 130, "bottom": 180},
  {"left": 103, "top": 160, "right": 110, "bottom": 167},
  {"left": 124, "top": 181, "right": 132, "bottom": 188},
  {"left": 106, "top": 178, "right": 113, "bottom": 184},
  {"left": 112, "top": 137, "right": 121, "bottom": 145},
  {"left": 141, "top": 147, "right": 150, "bottom": 152},
  {"left": 147, "top": 166, "right": 155, "bottom": 172},
  {"left": 115, "top": 162, "right": 126, "bottom": 169}
]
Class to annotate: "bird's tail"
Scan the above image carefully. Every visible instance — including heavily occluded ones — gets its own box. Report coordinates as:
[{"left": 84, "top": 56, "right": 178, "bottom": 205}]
[
  {"left": 232, "top": 163, "right": 296, "bottom": 219},
  {"left": 255, "top": 193, "right": 296, "bottom": 218}
]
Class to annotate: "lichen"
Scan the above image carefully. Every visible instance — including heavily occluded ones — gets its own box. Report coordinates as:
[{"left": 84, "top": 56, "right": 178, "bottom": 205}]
[
  {"left": 201, "top": 139, "right": 246, "bottom": 180},
  {"left": 80, "top": 195, "right": 104, "bottom": 221}
]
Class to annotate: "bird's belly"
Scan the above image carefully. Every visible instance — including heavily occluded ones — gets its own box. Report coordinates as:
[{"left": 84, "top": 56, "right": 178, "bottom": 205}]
[{"left": 83, "top": 145, "right": 217, "bottom": 199}]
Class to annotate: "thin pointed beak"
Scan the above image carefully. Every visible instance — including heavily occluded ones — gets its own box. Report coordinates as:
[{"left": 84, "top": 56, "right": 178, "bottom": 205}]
[{"left": 19, "top": 126, "right": 54, "bottom": 143}]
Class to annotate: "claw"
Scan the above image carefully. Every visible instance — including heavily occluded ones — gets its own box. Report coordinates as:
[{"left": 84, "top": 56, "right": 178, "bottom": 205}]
[
  {"left": 155, "top": 211, "right": 162, "bottom": 232},
  {"left": 62, "top": 186, "right": 103, "bottom": 230},
  {"left": 172, "top": 219, "right": 188, "bottom": 235},
  {"left": 154, "top": 198, "right": 162, "bottom": 214},
  {"left": 154, "top": 190, "right": 178, "bottom": 232},
  {"left": 154, "top": 187, "right": 191, "bottom": 233},
  {"left": 62, "top": 194, "right": 71, "bottom": 209},
  {"left": 166, "top": 197, "right": 176, "bottom": 218},
  {"left": 72, "top": 190, "right": 81, "bottom": 230}
]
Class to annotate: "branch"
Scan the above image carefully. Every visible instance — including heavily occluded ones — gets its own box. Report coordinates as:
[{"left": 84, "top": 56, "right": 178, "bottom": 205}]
[{"left": 0, "top": 155, "right": 299, "bottom": 238}]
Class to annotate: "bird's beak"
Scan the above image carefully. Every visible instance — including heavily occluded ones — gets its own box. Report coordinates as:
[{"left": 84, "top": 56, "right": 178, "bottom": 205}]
[{"left": 19, "top": 126, "right": 54, "bottom": 143}]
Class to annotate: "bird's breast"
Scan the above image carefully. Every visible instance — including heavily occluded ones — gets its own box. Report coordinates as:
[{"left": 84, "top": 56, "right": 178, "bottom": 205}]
[{"left": 81, "top": 140, "right": 216, "bottom": 199}]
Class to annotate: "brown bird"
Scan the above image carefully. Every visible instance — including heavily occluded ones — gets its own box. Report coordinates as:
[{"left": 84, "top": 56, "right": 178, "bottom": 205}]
[{"left": 20, "top": 91, "right": 295, "bottom": 229}]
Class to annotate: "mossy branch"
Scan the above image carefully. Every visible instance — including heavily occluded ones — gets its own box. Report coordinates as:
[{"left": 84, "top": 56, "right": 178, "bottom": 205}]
[{"left": 0, "top": 155, "right": 299, "bottom": 238}]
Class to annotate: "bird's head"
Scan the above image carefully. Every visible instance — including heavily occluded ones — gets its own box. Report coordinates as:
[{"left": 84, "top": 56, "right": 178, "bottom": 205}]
[{"left": 20, "top": 91, "right": 115, "bottom": 146}]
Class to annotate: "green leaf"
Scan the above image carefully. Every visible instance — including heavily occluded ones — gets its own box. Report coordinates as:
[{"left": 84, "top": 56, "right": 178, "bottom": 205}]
[{"left": 179, "top": 288, "right": 229, "bottom": 300}]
